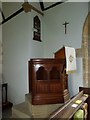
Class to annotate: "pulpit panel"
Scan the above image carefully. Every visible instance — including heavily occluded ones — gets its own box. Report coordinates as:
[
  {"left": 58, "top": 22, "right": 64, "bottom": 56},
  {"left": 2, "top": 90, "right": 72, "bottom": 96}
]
[
  {"left": 28, "top": 58, "right": 70, "bottom": 105},
  {"left": 35, "top": 81, "right": 49, "bottom": 93},
  {"left": 50, "top": 82, "right": 63, "bottom": 93}
]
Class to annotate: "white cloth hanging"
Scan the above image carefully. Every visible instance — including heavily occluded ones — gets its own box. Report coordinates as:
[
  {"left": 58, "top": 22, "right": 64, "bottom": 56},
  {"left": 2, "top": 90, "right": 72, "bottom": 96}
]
[{"left": 65, "top": 46, "right": 76, "bottom": 74}]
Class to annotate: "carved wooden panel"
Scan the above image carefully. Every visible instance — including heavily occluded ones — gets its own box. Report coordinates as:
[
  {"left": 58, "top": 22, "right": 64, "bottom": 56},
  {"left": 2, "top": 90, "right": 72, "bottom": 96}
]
[
  {"left": 28, "top": 58, "right": 70, "bottom": 105},
  {"left": 36, "top": 81, "right": 49, "bottom": 93}
]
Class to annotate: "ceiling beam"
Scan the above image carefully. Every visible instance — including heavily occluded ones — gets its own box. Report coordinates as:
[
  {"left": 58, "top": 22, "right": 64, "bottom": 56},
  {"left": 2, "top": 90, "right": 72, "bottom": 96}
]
[
  {"left": 0, "top": 8, "right": 5, "bottom": 21},
  {"left": 39, "top": 2, "right": 44, "bottom": 11},
  {"left": 0, "top": 7, "right": 24, "bottom": 25},
  {"left": 39, "top": 0, "right": 67, "bottom": 11},
  {"left": 44, "top": 2, "right": 64, "bottom": 11},
  {"left": 22, "top": 2, "right": 44, "bottom": 16},
  {"left": 0, "top": 2, "right": 44, "bottom": 25}
]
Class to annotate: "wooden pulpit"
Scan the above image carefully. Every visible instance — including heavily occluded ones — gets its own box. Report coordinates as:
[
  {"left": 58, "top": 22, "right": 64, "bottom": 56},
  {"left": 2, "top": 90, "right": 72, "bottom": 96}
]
[
  {"left": 54, "top": 47, "right": 66, "bottom": 59},
  {"left": 55, "top": 46, "right": 76, "bottom": 74},
  {"left": 28, "top": 47, "right": 70, "bottom": 105}
]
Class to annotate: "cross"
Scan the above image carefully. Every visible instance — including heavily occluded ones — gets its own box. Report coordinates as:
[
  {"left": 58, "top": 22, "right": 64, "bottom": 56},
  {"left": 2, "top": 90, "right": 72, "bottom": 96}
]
[{"left": 63, "top": 21, "right": 69, "bottom": 34}]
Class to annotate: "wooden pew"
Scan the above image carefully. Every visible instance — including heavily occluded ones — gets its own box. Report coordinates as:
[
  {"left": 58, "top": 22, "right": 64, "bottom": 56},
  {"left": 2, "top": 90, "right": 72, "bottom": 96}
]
[
  {"left": 79, "top": 87, "right": 90, "bottom": 120},
  {"left": 49, "top": 91, "right": 88, "bottom": 120}
]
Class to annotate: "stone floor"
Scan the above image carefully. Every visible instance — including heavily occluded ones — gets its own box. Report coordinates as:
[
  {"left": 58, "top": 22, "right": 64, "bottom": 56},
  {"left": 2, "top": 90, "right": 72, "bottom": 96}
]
[{"left": 2, "top": 108, "right": 12, "bottom": 119}]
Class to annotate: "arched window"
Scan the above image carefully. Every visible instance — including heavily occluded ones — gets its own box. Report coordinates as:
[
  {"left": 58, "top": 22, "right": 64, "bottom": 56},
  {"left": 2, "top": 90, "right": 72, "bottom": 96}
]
[{"left": 33, "top": 16, "right": 41, "bottom": 42}]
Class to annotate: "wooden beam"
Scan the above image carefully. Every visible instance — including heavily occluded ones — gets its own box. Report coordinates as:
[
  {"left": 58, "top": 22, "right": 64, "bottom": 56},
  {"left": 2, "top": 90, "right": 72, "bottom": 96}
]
[
  {"left": 22, "top": 2, "right": 31, "bottom": 12},
  {"left": 0, "top": 8, "right": 5, "bottom": 21},
  {"left": 40, "top": 2, "right": 64, "bottom": 11},
  {"left": 30, "top": 4, "right": 44, "bottom": 16},
  {"left": 0, "top": 2, "right": 43, "bottom": 25},
  {"left": 22, "top": 2, "right": 44, "bottom": 16},
  {"left": 39, "top": 2, "right": 44, "bottom": 11},
  {"left": 0, "top": 7, "right": 24, "bottom": 25},
  {"left": 44, "top": 2, "right": 64, "bottom": 11},
  {"left": 40, "top": 0, "right": 68, "bottom": 11}
]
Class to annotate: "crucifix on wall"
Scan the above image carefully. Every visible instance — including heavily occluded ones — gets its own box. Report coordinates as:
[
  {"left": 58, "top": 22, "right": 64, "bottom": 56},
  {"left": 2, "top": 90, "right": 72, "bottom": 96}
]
[{"left": 63, "top": 21, "right": 69, "bottom": 34}]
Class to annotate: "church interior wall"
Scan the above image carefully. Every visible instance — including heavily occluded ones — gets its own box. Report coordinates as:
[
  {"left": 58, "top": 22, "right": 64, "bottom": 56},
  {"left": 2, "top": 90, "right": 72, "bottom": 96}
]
[{"left": 2, "top": 2, "right": 89, "bottom": 104}]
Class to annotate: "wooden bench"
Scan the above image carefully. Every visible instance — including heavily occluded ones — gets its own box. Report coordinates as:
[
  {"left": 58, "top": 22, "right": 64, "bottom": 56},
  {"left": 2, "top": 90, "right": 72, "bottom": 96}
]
[
  {"left": 79, "top": 87, "right": 90, "bottom": 120},
  {"left": 49, "top": 91, "right": 88, "bottom": 120}
]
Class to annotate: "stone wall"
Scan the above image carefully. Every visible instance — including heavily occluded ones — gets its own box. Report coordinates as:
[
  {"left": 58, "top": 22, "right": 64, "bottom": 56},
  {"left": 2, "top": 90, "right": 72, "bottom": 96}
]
[
  {"left": 76, "top": 12, "right": 90, "bottom": 87},
  {"left": 83, "top": 12, "right": 90, "bottom": 87},
  {"left": 0, "top": 39, "right": 2, "bottom": 81}
]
